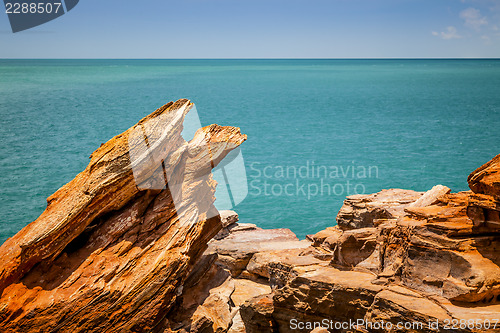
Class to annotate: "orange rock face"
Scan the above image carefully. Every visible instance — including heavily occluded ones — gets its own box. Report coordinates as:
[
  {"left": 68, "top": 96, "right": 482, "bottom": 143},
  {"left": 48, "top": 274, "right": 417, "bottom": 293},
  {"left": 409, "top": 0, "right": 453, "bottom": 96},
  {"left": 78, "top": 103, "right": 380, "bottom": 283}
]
[
  {"left": 0, "top": 99, "right": 246, "bottom": 332},
  {"left": 469, "top": 153, "right": 500, "bottom": 200},
  {"left": 1, "top": 100, "right": 499, "bottom": 333},
  {"left": 468, "top": 153, "right": 500, "bottom": 230},
  {"left": 266, "top": 157, "right": 500, "bottom": 332}
]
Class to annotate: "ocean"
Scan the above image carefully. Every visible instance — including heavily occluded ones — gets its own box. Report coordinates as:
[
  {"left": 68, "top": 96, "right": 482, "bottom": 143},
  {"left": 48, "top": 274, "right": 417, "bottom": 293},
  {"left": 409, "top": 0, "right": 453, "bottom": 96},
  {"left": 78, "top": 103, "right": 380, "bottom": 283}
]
[{"left": 1, "top": 59, "right": 499, "bottom": 242}]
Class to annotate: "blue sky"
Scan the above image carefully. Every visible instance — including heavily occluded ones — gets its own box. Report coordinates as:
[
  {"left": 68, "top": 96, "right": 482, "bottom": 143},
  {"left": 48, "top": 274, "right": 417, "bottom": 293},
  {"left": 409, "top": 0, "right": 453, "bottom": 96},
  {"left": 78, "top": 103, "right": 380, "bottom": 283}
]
[{"left": 1, "top": 0, "right": 499, "bottom": 58}]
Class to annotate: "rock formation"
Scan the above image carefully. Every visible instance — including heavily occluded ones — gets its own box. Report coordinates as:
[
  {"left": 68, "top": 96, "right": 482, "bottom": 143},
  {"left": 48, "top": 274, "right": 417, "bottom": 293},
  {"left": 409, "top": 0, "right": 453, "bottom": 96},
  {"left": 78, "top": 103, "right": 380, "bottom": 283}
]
[
  {"left": 245, "top": 154, "right": 500, "bottom": 332},
  {"left": 0, "top": 98, "right": 499, "bottom": 332},
  {"left": 171, "top": 155, "right": 500, "bottom": 332},
  {"left": 0, "top": 99, "right": 246, "bottom": 332}
]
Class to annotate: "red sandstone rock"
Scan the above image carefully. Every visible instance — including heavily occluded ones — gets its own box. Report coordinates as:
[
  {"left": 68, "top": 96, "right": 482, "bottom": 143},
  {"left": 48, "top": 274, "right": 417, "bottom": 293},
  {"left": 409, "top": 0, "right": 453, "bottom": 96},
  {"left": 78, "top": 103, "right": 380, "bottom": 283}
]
[
  {"left": 336, "top": 189, "right": 423, "bottom": 230},
  {"left": 0, "top": 99, "right": 246, "bottom": 332},
  {"left": 468, "top": 153, "right": 500, "bottom": 200},
  {"left": 2, "top": 100, "right": 500, "bottom": 333}
]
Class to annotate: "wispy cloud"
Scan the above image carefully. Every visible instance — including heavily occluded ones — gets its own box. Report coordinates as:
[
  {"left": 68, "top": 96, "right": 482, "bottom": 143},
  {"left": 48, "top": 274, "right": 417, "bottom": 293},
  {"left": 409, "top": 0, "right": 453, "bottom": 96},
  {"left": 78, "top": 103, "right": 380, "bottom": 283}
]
[
  {"left": 432, "top": 26, "right": 462, "bottom": 39},
  {"left": 460, "top": 7, "right": 488, "bottom": 31}
]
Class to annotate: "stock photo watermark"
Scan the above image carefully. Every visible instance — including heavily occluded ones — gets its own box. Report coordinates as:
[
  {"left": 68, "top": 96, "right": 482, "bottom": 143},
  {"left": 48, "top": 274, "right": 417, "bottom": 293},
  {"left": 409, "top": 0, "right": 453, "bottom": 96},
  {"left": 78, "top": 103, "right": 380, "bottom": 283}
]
[
  {"left": 249, "top": 161, "right": 379, "bottom": 199},
  {"left": 126, "top": 101, "right": 379, "bottom": 214},
  {"left": 3, "top": 0, "right": 79, "bottom": 33},
  {"left": 128, "top": 101, "right": 248, "bottom": 226},
  {"left": 289, "top": 318, "right": 499, "bottom": 331}
]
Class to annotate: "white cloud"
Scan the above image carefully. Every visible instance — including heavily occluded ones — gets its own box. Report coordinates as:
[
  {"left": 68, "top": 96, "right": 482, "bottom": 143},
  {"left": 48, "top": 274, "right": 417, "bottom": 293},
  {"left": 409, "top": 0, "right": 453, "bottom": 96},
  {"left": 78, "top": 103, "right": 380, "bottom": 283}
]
[
  {"left": 432, "top": 26, "right": 462, "bottom": 39},
  {"left": 460, "top": 7, "right": 488, "bottom": 31}
]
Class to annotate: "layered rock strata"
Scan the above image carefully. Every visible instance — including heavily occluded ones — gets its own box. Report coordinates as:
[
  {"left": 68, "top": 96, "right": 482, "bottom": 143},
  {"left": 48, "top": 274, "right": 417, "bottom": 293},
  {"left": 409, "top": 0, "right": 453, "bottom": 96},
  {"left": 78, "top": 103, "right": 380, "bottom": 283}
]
[
  {"left": 0, "top": 99, "right": 246, "bottom": 332},
  {"left": 0, "top": 99, "right": 499, "bottom": 332},
  {"left": 171, "top": 155, "right": 500, "bottom": 333}
]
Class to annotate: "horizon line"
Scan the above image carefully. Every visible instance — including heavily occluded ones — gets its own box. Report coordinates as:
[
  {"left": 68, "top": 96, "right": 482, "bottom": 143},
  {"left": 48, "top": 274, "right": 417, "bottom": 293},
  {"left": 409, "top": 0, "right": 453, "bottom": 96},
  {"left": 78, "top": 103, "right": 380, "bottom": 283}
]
[{"left": 1, "top": 57, "right": 500, "bottom": 60}]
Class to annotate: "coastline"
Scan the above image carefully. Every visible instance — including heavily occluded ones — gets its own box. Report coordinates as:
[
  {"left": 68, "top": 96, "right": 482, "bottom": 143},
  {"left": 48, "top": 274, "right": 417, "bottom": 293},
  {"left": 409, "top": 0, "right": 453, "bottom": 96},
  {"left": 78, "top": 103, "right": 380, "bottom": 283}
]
[
  {"left": 2, "top": 59, "right": 500, "bottom": 242},
  {"left": 0, "top": 100, "right": 498, "bottom": 332}
]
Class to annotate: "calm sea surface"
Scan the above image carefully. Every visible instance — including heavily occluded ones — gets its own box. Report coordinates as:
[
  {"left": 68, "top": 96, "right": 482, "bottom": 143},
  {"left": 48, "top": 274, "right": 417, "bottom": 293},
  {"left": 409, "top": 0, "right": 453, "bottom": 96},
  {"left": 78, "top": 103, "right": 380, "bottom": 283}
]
[{"left": 1, "top": 59, "right": 499, "bottom": 242}]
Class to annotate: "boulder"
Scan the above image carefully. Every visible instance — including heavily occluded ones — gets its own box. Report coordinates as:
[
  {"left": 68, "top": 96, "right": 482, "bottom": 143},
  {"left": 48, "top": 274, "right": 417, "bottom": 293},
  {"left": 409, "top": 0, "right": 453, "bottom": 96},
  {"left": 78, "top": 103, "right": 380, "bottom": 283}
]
[
  {"left": 409, "top": 184, "right": 451, "bottom": 208},
  {"left": 246, "top": 246, "right": 326, "bottom": 279},
  {"left": 272, "top": 265, "right": 383, "bottom": 333},
  {"left": 206, "top": 228, "right": 307, "bottom": 277},
  {"left": 231, "top": 278, "right": 272, "bottom": 307},
  {"left": 220, "top": 210, "right": 240, "bottom": 228},
  {"left": 468, "top": 153, "right": 500, "bottom": 200},
  {"left": 336, "top": 189, "right": 423, "bottom": 230},
  {"left": 467, "top": 154, "right": 500, "bottom": 231},
  {"left": 313, "top": 187, "right": 500, "bottom": 304},
  {"left": 240, "top": 294, "right": 276, "bottom": 333},
  {"left": 271, "top": 264, "right": 495, "bottom": 333}
]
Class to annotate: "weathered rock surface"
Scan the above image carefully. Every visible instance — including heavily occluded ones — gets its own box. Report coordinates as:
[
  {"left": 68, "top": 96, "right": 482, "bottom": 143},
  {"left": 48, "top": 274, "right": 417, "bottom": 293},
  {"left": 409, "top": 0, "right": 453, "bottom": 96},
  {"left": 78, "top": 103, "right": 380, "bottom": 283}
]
[
  {"left": 165, "top": 258, "right": 235, "bottom": 332},
  {"left": 220, "top": 210, "right": 240, "bottom": 228},
  {"left": 232, "top": 279, "right": 272, "bottom": 307},
  {"left": 206, "top": 227, "right": 310, "bottom": 277},
  {"left": 239, "top": 294, "right": 276, "bottom": 333},
  {"left": 298, "top": 156, "right": 500, "bottom": 332},
  {"left": 336, "top": 189, "right": 423, "bottom": 230},
  {"left": 2, "top": 100, "right": 500, "bottom": 333},
  {"left": 469, "top": 154, "right": 500, "bottom": 200},
  {"left": 409, "top": 184, "right": 451, "bottom": 208},
  {"left": 203, "top": 155, "right": 500, "bottom": 333},
  {"left": 214, "top": 210, "right": 243, "bottom": 240},
  {"left": 0, "top": 99, "right": 246, "bottom": 332}
]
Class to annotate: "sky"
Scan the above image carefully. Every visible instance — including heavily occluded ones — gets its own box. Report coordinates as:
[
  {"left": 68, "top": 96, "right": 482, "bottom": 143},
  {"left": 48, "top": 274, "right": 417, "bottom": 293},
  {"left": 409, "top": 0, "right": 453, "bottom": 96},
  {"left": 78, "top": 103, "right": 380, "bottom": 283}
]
[{"left": 0, "top": 0, "right": 499, "bottom": 58}]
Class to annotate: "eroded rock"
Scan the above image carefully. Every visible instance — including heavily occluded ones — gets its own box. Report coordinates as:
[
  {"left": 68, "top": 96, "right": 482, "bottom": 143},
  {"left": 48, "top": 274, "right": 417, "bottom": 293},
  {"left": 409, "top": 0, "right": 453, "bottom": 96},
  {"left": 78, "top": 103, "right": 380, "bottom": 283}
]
[
  {"left": 2, "top": 100, "right": 500, "bottom": 333},
  {"left": 200, "top": 154, "right": 500, "bottom": 332},
  {"left": 409, "top": 184, "right": 451, "bottom": 208},
  {"left": 240, "top": 294, "right": 276, "bottom": 333},
  {"left": 336, "top": 189, "right": 423, "bottom": 230},
  {"left": 206, "top": 228, "right": 307, "bottom": 277},
  {"left": 468, "top": 153, "right": 500, "bottom": 200},
  {"left": 0, "top": 99, "right": 246, "bottom": 333}
]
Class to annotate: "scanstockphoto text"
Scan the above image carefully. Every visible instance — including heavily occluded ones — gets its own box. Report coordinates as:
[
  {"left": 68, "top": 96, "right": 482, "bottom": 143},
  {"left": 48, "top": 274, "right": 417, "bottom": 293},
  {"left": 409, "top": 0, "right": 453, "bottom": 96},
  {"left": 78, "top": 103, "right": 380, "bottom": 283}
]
[
  {"left": 249, "top": 161, "right": 379, "bottom": 200},
  {"left": 289, "top": 318, "right": 500, "bottom": 331}
]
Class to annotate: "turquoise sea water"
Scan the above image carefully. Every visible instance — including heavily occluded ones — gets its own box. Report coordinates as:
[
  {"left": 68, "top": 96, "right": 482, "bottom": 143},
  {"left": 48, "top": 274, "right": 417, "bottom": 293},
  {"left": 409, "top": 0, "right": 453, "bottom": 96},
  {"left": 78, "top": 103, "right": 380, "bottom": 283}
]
[{"left": 1, "top": 59, "right": 500, "bottom": 242}]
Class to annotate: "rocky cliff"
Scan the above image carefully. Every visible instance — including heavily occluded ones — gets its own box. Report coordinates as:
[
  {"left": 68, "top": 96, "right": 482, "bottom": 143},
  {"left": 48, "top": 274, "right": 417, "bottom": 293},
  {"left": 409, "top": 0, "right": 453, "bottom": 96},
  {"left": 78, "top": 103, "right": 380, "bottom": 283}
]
[
  {"left": 0, "top": 99, "right": 499, "bottom": 332},
  {"left": 189, "top": 173, "right": 500, "bottom": 333},
  {"left": 167, "top": 158, "right": 500, "bottom": 332},
  {"left": 0, "top": 99, "right": 246, "bottom": 332}
]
